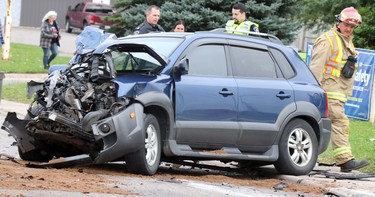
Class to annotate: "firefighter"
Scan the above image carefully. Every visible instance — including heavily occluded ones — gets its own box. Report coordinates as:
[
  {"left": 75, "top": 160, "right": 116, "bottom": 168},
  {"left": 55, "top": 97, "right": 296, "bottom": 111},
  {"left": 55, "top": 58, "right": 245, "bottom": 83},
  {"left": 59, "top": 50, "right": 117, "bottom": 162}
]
[
  {"left": 225, "top": 3, "right": 259, "bottom": 34},
  {"left": 310, "top": 7, "right": 369, "bottom": 172}
]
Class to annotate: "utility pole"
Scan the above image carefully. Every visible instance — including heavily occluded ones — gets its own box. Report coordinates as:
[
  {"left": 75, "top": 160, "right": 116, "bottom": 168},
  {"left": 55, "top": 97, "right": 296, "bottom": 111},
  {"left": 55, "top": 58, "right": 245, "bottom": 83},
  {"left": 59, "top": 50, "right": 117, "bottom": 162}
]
[{"left": 2, "top": 0, "right": 12, "bottom": 60}]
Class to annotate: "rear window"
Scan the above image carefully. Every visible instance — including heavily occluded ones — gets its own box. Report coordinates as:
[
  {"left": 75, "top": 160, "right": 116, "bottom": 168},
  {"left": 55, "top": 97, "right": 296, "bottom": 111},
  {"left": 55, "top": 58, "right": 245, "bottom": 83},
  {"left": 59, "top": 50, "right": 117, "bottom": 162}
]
[{"left": 86, "top": 4, "right": 113, "bottom": 14}]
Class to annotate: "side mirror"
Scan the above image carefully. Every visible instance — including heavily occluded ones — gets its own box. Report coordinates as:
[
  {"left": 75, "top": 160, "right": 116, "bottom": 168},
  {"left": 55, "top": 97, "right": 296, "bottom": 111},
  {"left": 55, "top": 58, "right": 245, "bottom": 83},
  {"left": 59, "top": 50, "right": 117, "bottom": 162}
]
[{"left": 174, "top": 58, "right": 189, "bottom": 76}]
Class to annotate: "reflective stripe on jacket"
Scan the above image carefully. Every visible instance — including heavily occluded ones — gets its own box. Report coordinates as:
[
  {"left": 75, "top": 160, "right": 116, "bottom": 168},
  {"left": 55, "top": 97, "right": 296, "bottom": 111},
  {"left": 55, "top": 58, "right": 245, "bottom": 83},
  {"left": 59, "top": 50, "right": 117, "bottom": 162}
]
[
  {"left": 320, "top": 31, "right": 343, "bottom": 78},
  {"left": 225, "top": 20, "right": 259, "bottom": 34}
]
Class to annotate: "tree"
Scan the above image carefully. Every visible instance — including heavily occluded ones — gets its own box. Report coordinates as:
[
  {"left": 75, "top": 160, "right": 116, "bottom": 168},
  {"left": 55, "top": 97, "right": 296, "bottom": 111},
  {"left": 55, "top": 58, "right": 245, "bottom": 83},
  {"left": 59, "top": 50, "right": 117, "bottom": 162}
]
[
  {"left": 160, "top": 0, "right": 230, "bottom": 32},
  {"left": 107, "top": 0, "right": 303, "bottom": 44},
  {"left": 296, "top": 0, "right": 375, "bottom": 49}
]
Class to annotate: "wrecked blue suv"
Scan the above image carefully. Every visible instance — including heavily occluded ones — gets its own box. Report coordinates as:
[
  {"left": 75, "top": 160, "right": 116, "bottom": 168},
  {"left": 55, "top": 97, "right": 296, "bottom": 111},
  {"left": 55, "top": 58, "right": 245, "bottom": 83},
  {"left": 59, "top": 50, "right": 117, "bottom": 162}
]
[{"left": 2, "top": 27, "right": 331, "bottom": 176}]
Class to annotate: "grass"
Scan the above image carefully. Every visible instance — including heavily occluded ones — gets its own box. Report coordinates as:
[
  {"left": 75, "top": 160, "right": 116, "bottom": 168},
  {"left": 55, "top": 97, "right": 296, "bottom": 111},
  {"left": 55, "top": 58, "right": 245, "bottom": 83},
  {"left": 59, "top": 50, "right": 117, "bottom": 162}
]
[
  {"left": 0, "top": 43, "right": 71, "bottom": 73},
  {"left": 318, "top": 120, "right": 375, "bottom": 174},
  {"left": 2, "top": 82, "right": 33, "bottom": 103},
  {"left": 299, "top": 52, "right": 306, "bottom": 61},
  {"left": 1, "top": 44, "right": 375, "bottom": 174}
]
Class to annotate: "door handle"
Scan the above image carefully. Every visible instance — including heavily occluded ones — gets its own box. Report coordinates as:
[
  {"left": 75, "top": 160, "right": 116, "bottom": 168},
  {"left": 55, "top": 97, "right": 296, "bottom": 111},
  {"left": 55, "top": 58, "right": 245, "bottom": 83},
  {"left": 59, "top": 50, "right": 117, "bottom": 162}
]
[
  {"left": 276, "top": 91, "right": 291, "bottom": 99},
  {"left": 219, "top": 88, "right": 234, "bottom": 96}
]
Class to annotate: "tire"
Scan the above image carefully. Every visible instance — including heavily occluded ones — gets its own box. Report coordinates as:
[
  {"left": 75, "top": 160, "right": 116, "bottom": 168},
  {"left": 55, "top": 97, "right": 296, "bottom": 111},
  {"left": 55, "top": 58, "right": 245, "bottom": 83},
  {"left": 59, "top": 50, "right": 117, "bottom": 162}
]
[
  {"left": 18, "top": 146, "right": 53, "bottom": 162},
  {"left": 82, "top": 21, "right": 88, "bottom": 30},
  {"left": 126, "top": 114, "right": 161, "bottom": 175},
  {"left": 66, "top": 19, "right": 72, "bottom": 33},
  {"left": 274, "top": 119, "right": 318, "bottom": 175}
]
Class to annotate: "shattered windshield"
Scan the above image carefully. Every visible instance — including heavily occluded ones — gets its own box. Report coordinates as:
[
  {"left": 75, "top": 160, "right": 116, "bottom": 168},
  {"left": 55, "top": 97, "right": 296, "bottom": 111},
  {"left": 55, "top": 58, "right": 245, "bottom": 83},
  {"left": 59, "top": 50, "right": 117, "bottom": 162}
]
[{"left": 121, "top": 37, "right": 183, "bottom": 59}]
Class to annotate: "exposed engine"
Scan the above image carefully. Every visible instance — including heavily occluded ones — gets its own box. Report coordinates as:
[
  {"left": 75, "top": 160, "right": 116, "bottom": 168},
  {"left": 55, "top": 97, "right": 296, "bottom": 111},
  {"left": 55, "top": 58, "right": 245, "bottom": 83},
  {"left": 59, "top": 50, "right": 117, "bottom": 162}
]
[{"left": 25, "top": 54, "right": 129, "bottom": 157}]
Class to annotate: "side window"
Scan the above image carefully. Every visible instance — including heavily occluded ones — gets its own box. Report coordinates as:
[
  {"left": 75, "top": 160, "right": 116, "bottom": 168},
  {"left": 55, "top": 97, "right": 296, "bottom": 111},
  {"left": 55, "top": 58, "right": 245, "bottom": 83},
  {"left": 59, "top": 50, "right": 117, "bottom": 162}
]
[
  {"left": 186, "top": 45, "right": 227, "bottom": 76},
  {"left": 111, "top": 51, "right": 126, "bottom": 70},
  {"left": 110, "top": 50, "right": 161, "bottom": 72},
  {"left": 77, "top": 3, "right": 84, "bottom": 12},
  {"left": 269, "top": 48, "right": 295, "bottom": 79},
  {"left": 73, "top": 3, "right": 80, "bottom": 11},
  {"left": 230, "top": 46, "right": 277, "bottom": 78}
]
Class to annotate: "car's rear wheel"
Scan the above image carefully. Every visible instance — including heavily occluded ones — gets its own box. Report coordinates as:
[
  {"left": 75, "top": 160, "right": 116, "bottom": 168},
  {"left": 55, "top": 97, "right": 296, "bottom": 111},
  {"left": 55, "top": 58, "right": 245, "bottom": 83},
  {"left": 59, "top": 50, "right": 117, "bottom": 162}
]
[
  {"left": 126, "top": 114, "right": 161, "bottom": 175},
  {"left": 66, "top": 18, "right": 72, "bottom": 33},
  {"left": 274, "top": 119, "right": 318, "bottom": 175}
]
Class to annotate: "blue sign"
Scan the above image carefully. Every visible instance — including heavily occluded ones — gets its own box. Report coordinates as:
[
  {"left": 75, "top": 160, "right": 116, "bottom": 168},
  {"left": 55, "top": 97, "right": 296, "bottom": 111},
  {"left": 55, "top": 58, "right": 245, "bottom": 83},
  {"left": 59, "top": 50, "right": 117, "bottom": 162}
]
[
  {"left": 306, "top": 42, "right": 314, "bottom": 66},
  {"left": 345, "top": 49, "right": 375, "bottom": 120},
  {"left": 306, "top": 44, "right": 375, "bottom": 121}
]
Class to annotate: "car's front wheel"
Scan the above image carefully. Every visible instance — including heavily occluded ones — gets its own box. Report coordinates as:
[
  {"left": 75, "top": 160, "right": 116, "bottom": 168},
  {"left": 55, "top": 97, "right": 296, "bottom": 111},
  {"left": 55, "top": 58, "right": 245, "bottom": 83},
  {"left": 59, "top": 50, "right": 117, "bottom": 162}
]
[
  {"left": 274, "top": 119, "right": 318, "bottom": 175},
  {"left": 126, "top": 114, "right": 161, "bottom": 175}
]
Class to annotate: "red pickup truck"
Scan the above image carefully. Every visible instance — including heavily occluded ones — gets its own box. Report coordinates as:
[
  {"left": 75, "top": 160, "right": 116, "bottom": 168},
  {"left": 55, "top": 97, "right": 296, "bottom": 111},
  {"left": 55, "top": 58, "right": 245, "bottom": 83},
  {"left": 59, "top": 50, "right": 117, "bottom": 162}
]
[{"left": 65, "top": 2, "right": 114, "bottom": 33}]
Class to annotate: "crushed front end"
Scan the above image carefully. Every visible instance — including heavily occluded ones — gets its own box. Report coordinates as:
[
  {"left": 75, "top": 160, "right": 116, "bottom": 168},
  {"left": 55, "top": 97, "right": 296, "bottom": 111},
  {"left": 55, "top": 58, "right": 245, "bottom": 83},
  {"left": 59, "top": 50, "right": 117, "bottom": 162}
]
[{"left": 2, "top": 52, "right": 144, "bottom": 164}]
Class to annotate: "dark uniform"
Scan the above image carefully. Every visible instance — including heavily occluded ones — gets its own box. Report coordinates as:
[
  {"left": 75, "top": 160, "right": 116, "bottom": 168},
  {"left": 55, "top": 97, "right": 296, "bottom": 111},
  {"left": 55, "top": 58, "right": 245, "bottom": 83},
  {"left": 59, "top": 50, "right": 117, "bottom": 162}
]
[{"left": 133, "top": 21, "right": 165, "bottom": 35}]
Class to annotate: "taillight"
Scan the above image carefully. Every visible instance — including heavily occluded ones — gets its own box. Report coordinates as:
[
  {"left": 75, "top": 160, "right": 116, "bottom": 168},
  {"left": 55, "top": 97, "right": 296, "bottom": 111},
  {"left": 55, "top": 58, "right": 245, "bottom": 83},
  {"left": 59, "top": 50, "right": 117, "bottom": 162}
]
[
  {"left": 324, "top": 90, "right": 329, "bottom": 117},
  {"left": 89, "top": 15, "right": 95, "bottom": 24}
]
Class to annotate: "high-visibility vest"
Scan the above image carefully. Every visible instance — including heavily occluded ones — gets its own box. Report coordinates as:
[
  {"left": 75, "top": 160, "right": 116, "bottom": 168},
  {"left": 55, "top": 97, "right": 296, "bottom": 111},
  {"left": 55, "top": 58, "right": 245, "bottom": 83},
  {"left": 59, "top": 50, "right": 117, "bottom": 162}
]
[
  {"left": 225, "top": 20, "right": 259, "bottom": 34},
  {"left": 318, "top": 30, "right": 356, "bottom": 102},
  {"left": 320, "top": 31, "right": 343, "bottom": 78}
]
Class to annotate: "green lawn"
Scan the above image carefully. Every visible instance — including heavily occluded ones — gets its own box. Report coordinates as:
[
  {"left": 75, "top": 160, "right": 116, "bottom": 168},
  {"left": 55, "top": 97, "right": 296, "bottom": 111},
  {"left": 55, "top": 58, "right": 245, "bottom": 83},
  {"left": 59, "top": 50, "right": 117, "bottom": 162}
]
[
  {"left": 0, "top": 43, "right": 71, "bottom": 73},
  {"left": 318, "top": 120, "right": 375, "bottom": 174}
]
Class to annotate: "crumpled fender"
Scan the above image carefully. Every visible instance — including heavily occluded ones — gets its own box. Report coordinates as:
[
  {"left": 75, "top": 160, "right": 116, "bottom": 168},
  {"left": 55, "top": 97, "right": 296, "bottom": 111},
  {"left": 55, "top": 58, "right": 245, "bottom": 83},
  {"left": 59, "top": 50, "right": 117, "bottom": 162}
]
[
  {"left": 91, "top": 103, "right": 145, "bottom": 163},
  {"left": 1, "top": 112, "right": 36, "bottom": 152}
]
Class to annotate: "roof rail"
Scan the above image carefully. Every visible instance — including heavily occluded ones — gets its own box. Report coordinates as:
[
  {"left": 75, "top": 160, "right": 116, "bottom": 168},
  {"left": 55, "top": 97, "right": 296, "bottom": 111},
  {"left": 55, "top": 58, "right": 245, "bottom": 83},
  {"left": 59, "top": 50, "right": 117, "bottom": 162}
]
[{"left": 210, "top": 28, "right": 282, "bottom": 44}]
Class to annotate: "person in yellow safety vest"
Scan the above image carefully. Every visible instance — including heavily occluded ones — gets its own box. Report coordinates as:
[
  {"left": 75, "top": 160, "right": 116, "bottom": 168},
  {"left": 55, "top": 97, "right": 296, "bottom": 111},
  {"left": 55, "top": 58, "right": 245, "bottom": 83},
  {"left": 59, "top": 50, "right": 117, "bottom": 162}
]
[
  {"left": 310, "top": 7, "right": 369, "bottom": 172},
  {"left": 225, "top": 3, "right": 259, "bottom": 34}
]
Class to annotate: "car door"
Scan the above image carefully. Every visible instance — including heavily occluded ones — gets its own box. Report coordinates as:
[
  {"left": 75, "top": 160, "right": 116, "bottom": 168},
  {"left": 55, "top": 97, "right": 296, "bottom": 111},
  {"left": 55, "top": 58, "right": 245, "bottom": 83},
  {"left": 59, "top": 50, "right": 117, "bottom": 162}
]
[
  {"left": 71, "top": 3, "right": 84, "bottom": 27},
  {"left": 174, "top": 39, "right": 240, "bottom": 148},
  {"left": 228, "top": 40, "right": 296, "bottom": 152}
]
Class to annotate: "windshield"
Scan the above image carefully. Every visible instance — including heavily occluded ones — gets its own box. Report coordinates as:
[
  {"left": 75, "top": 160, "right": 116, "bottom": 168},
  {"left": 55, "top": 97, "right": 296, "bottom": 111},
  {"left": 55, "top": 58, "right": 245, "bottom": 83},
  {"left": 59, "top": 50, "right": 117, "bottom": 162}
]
[{"left": 121, "top": 37, "right": 183, "bottom": 59}]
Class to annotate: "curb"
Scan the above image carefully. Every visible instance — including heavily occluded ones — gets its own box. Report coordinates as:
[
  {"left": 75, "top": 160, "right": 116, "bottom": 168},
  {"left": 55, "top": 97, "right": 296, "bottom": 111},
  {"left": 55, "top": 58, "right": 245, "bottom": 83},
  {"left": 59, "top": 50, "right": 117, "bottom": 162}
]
[{"left": 276, "top": 172, "right": 375, "bottom": 197}]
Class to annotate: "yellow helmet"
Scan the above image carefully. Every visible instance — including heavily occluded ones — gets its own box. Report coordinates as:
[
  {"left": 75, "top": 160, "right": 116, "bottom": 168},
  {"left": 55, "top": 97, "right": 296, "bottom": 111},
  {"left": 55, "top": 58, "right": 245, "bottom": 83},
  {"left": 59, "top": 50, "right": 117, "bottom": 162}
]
[{"left": 336, "top": 7, "right": 362, "bottom": 26}]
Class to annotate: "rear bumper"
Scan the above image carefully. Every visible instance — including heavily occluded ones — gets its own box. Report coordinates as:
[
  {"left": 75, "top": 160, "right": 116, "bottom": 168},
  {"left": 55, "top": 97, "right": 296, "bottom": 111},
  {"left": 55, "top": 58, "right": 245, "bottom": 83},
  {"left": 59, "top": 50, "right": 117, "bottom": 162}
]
[{"left": 318, "top": 118, "right": 331, "bottom": 154}]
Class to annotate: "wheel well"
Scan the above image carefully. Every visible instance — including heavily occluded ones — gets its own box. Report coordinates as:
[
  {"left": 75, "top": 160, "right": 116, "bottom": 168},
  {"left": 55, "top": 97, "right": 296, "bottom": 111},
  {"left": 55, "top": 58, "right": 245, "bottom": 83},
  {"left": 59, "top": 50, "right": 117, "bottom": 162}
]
[
  {"left": 295, "top": 116, "right": 320, "bottom": 144},
  {"left": 144, "top": 105, "right": 170, "bottom": 143}
]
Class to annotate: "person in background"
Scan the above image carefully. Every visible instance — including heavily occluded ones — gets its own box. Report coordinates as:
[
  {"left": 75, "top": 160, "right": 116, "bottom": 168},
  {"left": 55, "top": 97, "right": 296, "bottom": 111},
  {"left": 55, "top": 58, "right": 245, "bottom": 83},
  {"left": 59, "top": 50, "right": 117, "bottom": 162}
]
[
  {"left": 40, "top": 10, "right": 61, "bottom": 69},
  {"left": 225, "top": 2, "right": 259, "bottom": 34},
  {"left": 310, "top": 7, "right": 369, "bottom": 172},
  {"left": 0, "top": 20, "right": 4, "bottom": 47},
  {"left": 173, "top": 20, "right": 185, "bottom": 32},
  {"left": 133, "top": 5, "right": 165, "bottom": 34}
]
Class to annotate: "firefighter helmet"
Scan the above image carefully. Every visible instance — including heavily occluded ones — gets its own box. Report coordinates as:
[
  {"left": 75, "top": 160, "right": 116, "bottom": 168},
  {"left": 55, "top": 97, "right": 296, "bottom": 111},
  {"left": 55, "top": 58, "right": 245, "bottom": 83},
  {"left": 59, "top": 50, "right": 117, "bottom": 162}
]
[{"left": 335, "top": 7, "right": 362, "bottom": 26}]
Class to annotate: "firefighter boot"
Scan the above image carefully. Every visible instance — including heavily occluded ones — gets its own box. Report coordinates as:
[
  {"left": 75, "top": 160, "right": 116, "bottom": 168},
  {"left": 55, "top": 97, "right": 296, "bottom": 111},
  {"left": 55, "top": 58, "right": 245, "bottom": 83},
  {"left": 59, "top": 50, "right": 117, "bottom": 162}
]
[{"left": 340, "top": 159, "right": 369, "bottom": 172}]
